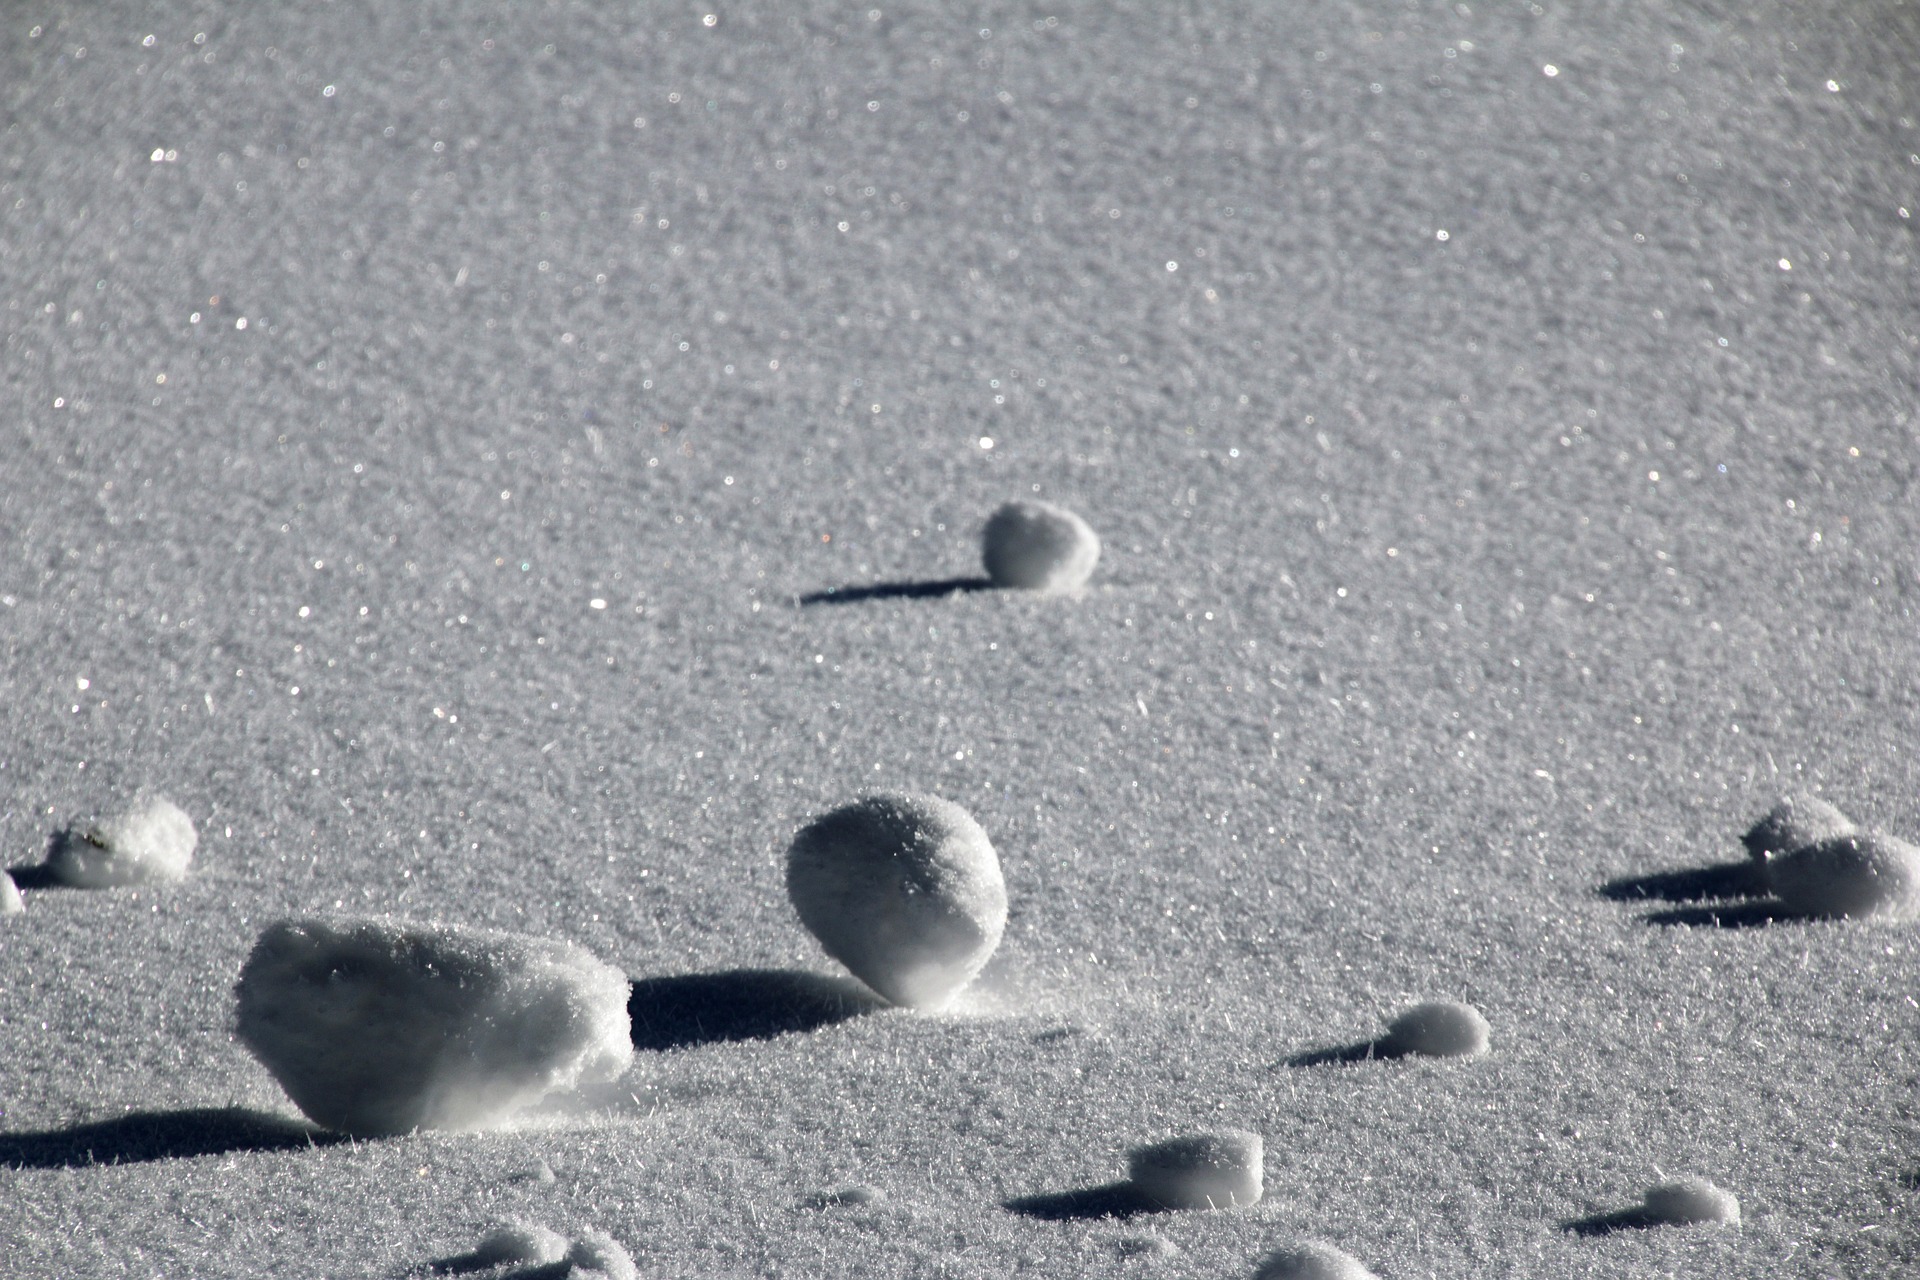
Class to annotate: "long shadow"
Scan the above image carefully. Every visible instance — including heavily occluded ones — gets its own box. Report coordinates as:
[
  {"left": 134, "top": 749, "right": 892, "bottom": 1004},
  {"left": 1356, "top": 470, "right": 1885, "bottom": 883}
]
[
  {"left": 6, "top": 863, "right": 61, "bottom": 889},
  {"left": 799, "top": 577, "right": 993, "bottom": 606},
  {"left": 1644, "top": 901, "right": 1801, "bottom": 929},
  {"left": 422, "top": 1255, "right": 570, "bottom": 1279},
  {"left": 1284, "top": 1038, "right": 1411, "bottom": 1067},
  {"left": 627, "top": 969, "right": 885, "bottom": 1051},
  {"left": 1004, "top": 1181, "right": 1159, "bottom": 1222},
  {"left": 1598, "top": 861, "right": 1768, "bottom": 904},
  {"left": 1562, "top": 1208, "right": 1657, "bottom": 1236},
  {"left": 0, "top": 1107, "right": 347, "bottom": 1169}
]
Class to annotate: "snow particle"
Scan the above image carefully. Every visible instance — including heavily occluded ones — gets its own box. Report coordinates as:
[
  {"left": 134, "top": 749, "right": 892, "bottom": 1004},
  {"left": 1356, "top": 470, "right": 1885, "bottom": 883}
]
[
  {"left": 1742, "top": 794, "right": 1855, "bottom": 863},
  {"left": 1641, "top": 1174, "right": 1740, "bottom": 1226},
  {"left": 981, "top": 500, "right": 1101, "bottom": 592},
  {"left": 1127, "top": 1129, "right": 1264, "bottom": 1211},
  {"left": 1767, "top": 832, "right": 1920, "bottom": 920},
  {"left": 47, "top": 792, "right": 197, "bottom": 887},
  {"left": 1380, "top": 1000, "right": 1490, "bottom": 1058},
  {"left": 1253, "top": 1241, "right": 1379, "bottom": 1280},
  {"left": 234, "top": 917, "right": 633, "bottom": 1135},
  {"left": 1, "top": 871, "right": 23, "bottom": 916},
  {"left": 786, "top": 794, "right": 1007, "bottom": 1009}
]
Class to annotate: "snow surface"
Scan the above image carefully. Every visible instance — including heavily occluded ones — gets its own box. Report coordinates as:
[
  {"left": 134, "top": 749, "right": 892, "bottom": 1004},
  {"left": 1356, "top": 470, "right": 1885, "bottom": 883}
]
[{"left": 2, "top": 0, "right": 1918, "bottom": 1276}]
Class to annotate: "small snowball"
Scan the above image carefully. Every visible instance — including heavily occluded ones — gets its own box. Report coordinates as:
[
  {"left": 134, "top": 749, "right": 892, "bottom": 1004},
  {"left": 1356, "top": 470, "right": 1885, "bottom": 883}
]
[
  {"left": 1767, "top": 832, "right": 1920, "bottom": 920},
  {"left": 1743, "top": 794, "right": 1855, "bottom": 862},
  {"left": 1113, "top": 1234, "right": 1179, "bottom": 1259},
  {"left": 1127, "top": 1129, "right": 1264, "bottom": 1211},
  {"left": 786, "top": 793, "right": 1007, "bottom": 1009},
  {"left": 981, "top": 499, "right": 1101, "bottom": 592},
  {"left": 1380, "top": 1000, "right": 1490, "bottom": 1058},
  {"left": 1253, "top": 1241, "right": 1379, "bottom": 1280},
  {"left": 1, "top": 871, "right": 22, "bottom": 916},
  {"left": 473, "top": 1220, "right": 569, "bottom": 1267},
  {"left": 1641, "top": 1174, "right": 1740, "bottom": 1226},
  {"left": 48, "top": 792, "right": 196, "bottom": 886},
  {"left": 564, "top": 1230, "right": 638, "bottom": 1280},
  {"left": 234, "top": 917, "right": 633, "bottom": 1135}
]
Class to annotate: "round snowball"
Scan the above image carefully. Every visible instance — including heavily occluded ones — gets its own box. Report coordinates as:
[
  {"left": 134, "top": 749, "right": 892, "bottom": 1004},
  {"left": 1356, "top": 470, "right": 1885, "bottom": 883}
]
[
  {"left": 565, "top": 1230, "right": 639, "bottom": 1280},
  {"left": 1380, "top": 1000, "right": 1491, "bottom": 1058},
  {"left": 1, "top": 871, "right": 22, "bottom": 916},
  {"left": 982, "top": 500, "right": 1101, "bottom": 592},
  {"left": 1127, "top": 1129, "right": 1264, "bottom": 1211},
  {"left": 1641, "top": 1175, "right": 1740, "bottom": 1226},
  {"left": 474, "top": 1221, "right": 569, "bottom": 1267},
  {"left": 1254, "top": 1242, "right": 1379, "bottom": 1280},
  {"left": 1767, "top": 832, "right": 1920, "bottom": 920},
  {"left": 786, "top": 793, "right": 1007, "bottom": 1009},
  {"left": 48, "top": 792, "right": 196, "bottom": 887},
  {"left": 1743, "top": 794, "right": 1855, "bottom": 863}
]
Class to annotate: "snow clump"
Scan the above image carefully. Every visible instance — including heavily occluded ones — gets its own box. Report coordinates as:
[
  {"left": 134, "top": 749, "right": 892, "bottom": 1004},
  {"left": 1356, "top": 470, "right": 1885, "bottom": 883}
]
[
  {"left": 234, "top": 917, "right": 632, "bottom": 1135},
  {"left": 47, "top": 792, "right": 196, "bottom": 886},
  {"left": 1, "top": 871, "right": 22, "bottom": 916},
  {"left": 786, "top": 793, "right": 1007, "bottom": 1009},
  {"left": 982, "top": 499, "right": 1101, "bottom": 592},
  {"left": 1742, "top": 795, "right": 1855, "bottom": 863},
  {"left": 1767, "top": 832, "right": 1920, "bottom": 920},
  {"left": 1253, "top": 1241, "right": 1379, "bottom": 1280},
  {"left": 1127, "top": 1129, "right": 1264, "bottom": 1210},
  {"left": 1640, "top": 1174, "right": 1741, "bottom": 1226},
  {"left": 1380, "top": 1000, "right": 1490, "bottom": 1058}
]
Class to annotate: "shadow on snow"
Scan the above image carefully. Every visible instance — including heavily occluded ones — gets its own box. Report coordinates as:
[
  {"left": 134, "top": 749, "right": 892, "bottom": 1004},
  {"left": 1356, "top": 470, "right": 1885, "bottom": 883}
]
[
  {"left": 798, "top": 577, "right": 993, "bottom": 606},
  {"left": 1004, "top": 1182, "right": 1160, "bottom": 1222},
  {"left": 0, "top": 1107, "right": 346, "bottom": 1169},
  {"left": 627, "top": 968, "right": 884, "bottom": 1051}
]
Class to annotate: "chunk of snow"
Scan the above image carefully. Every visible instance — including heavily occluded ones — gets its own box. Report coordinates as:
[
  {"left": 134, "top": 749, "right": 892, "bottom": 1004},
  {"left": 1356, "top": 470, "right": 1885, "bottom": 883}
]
[
  {"left": 48, "top": 792, "right": 196, "bottom": 886},
  {"left": 1127, "top": 1129, "right": 1264, "bottom": 1210},
  {"left": 1641, "top": 1174, "right": 1740, "bottom": 1225},
  {"left": 1, "top": 871, "right": 22, "bottom": 915},
  {"left": 473, "top": 1220, "right": 569, "bottom": 1267},
  {"left": 1742, "top": 795, "right": 1855, "bottom": 862},
  {"left": 1254, "top": 1241, "right": 1379, "bottom": 1280},
  {"left": 1380, "top": 1000, "right": 1490, "bottom": 1058},
  {"left": 234, "top": 917, "right": 632, "bottom": 1135},
  {"left": 1768, "top": 832, "right": 1920, "bottom": 920},
  {"left": 982, "top": 500, "right": 1101, "bottom": 592},
  {"left": 786, "top": 793, "right": 1007, "bottom": 1009},
  {"left": 563, "top": 1230, "right": 638, "bottom": 1280}
]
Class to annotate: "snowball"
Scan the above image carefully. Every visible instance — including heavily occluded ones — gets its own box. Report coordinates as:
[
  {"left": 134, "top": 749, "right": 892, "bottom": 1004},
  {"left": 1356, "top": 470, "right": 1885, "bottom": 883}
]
[
  {"left": 1641, "top": 1174, "right": 1740, "bottom": 1226},
  {"left": 1127, "top": 1129, "right": 1264, "bottom": 1211},
  {"left": 47, "top": 792, "right": 196, "bottom": 886},
  {"left": 1112, "top": 1234, "right": 1178, "bottom": 1259},
  {"left": 786, "top": 793, "right": 1007, "bottom": 1009},
  {"left": 473, "top": 1220, "right": 570, "bottom": 1267},
  {"left": 981, "top": 499, "right": 1101, "bottom": 592},
  {"left": 1380, "top": 1000, "right": 1490, "bottom": 1058},
  {"left": 1742, "top": 794, "right": 1855, "bottom": 863},
  {"left": 234, "top": 917, "right": 633, "bottom": 1135},
  {"left": 564, "top": 1230, "right": 638, "bottom": 1280},
  {"left": 1, "top": 871, "right": 22, "bottom": 916},
  {"left": 1767, "top": 832, "right": 1920, "bottom": 920},
  {"left": 1253, "top": 1241, "right": 1379, "bottom": 1280}
]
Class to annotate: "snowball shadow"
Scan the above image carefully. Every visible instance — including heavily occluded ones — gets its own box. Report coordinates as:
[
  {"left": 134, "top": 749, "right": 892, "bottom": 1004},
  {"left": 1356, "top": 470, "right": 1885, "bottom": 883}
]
[
  {"left": 0, "top": 1106, "right": 348, "bottom": 1169},
  {"left": 1597, "top": 861, "right": 1769, "bottom": 904},
  {"left": 1285, "top": 1038, "right": 1414, "bottom": 1067},
  {"left": 626, "top": 969, "right": 885, "bottom": 1051},
  {"left": 1003, "top": 1181, "right": 1160, "bottom": 1221},
  {"left": 798, "top": 576, "right": 993, "bottom": 606},
  {"left": 421, "top": 1253, "right": 572, "bottom": 1279},
  {"left": 1561, "top": 1207, "right": 1661, "bottom": 1236}
]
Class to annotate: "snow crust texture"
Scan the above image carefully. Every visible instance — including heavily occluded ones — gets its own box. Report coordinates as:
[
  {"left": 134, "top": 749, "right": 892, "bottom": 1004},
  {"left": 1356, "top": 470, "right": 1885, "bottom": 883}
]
[
  {"left": 1380, "top": 1001, "right": 1491, "bottom": 1058},
  {"left": 46, "top": 793, "right": 196, "bottom": 887},
  {"left": 981, "top": 500, "right": 1101, "bottom": 593},
  {"left": 1742, "top": 795, "right": 1856, "bottom": 863},
  {"left": 1127, "top": 1129, "right": 1264, "bottom": 1211},
  {"left": 785, "top": 793, "right": 1007, "bottom": 1009},
  {"left": 1767, "top": 833, "right": 1920, "bottom": 921},
  {"left": 233, "top": 917, "right": 633, "bottom": 1135},
  {"left": 1253, "top": 1241, "right": 1380, "bottom": 1280},
  {"left": 1641, "top": 1175, "right": 1741, "bottom": 1226}
]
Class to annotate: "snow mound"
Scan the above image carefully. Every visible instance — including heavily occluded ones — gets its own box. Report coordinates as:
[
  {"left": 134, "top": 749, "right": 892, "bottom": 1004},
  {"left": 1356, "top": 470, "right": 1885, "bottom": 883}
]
[
  {"left": 47, "top": 792, "right": 196, "bottom": 887},
  {"left": 562, "top": 1230, "right": 638, "bottom": 1280},
  {"left": 1253, "top": 1241, "right": 1379, "bottom": 1280},
  {"left": 1380, "top": 1000, "right": 1490, "bottom": 1058},
  {"left": 1641, "top": 1174, "right": 1740, "bottom": 1226},
  {"left": 473, "top": 1220, "right": 570, "bottom": 1267},
  {"left": 234, "top": 917, "right": 632, "bottom": 1135},
  {"left": 1742, "top": 795, "right": 1855, "bottom": 863},
  {"left": 982, "top": 500, "right": 1101, "bottom": 592},
  {"left": 1768, "top": 833, "right": 1920, "bottom": 920},
  {"left": 1, "top": 871, "right": 21, "bottom": 916},
  {"left": 786, "top": 793, "right": 1007, "bottom": 1009},
  {"left": 1127, "top": 1129, "right": 1264, "bottom": 1210}
]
